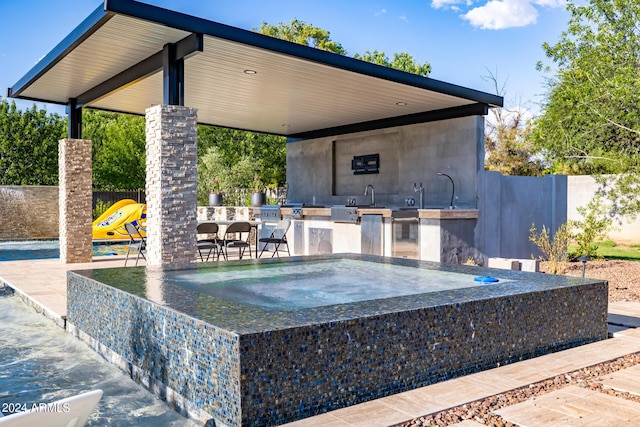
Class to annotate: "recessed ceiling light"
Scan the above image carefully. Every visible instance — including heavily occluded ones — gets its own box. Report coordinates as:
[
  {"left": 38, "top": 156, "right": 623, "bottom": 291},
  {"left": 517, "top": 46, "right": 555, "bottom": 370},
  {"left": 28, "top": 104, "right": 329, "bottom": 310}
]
[
  {"left": 244, "top": 69, "right": 257, "bottom": 75},
  {"left": 396, "top": 101, "right": 407, "bottom": 106}
]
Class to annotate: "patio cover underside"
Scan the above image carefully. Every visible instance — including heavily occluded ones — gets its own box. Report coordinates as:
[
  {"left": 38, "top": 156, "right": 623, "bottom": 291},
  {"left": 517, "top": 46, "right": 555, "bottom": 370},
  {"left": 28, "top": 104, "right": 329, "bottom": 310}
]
[{"left": 8, "top": 0, "right": 503, "bottom": 139}]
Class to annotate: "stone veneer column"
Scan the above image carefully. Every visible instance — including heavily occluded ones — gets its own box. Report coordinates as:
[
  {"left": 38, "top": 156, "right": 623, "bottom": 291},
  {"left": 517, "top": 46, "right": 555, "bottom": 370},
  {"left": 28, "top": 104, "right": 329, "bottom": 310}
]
[
  {"left": 145, "top": 105, "right": 198, "bottom": 269},
  {"left": 59, "top": 138, "right": 93, "bottom": 263}
]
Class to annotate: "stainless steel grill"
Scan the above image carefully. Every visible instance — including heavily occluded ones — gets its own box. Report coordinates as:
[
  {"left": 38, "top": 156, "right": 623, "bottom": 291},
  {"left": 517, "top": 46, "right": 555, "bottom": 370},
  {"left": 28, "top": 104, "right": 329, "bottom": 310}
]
[
  {"left": 330, "top": 205, "right": 359, "bottom": 223},
  {"left": 259, "top": 205, "right": 281, "bottom": 222},
  {"left": 281, "top": 203, "right": 304, "bottom": 219}
]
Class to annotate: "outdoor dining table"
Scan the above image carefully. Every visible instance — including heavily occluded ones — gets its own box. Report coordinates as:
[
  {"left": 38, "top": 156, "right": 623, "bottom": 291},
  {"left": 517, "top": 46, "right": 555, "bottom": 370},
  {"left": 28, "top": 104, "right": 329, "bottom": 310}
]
[{"left": 197, "top": 220, "right": 262, "bottom": 258}]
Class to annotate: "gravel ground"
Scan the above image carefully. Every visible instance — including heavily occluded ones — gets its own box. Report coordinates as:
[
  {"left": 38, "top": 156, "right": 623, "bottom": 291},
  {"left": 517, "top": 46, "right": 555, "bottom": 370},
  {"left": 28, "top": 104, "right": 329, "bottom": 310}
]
[
  {"left": 395, "top": 353, "right": 640, "bottom": 427},
  {"left": 559, "top": 259, "right": 640, "bottom": 302},
  {"left": 394, "top": 260, "right": 640, "bottom": 427}
]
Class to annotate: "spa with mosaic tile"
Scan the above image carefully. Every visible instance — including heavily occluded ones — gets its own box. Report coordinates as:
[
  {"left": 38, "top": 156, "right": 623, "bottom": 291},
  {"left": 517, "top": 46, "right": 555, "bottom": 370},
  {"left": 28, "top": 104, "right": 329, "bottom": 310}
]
[{"left": 66, "top": 254, "right": 608, "bottom": 427}]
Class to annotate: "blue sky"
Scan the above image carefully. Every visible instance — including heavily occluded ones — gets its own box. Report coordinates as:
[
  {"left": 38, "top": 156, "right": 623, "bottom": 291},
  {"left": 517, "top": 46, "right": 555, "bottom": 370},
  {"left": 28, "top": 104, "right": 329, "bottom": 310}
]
[{"left": 1, "top": 0, "right": 569, "bottom": 116}]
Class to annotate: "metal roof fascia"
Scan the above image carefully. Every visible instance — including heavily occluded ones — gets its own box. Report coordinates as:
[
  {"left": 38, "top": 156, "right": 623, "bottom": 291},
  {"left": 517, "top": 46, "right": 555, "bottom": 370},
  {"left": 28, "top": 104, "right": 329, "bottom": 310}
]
[
  {"left": 7, "top": 3, "right": 113, "bottom": 100},
  {"left": 105, "top": 0, "right": 504, "bottom": 108},
  {"left": 287, "top": 103, "right": 490, "bottom": 142}
]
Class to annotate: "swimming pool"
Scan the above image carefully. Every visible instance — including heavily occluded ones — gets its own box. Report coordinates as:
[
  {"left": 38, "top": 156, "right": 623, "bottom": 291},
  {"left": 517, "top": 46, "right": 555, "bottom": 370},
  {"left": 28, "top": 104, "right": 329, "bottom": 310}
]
[
  {"left": 0, "top": 240, "right": 128, "bottom": 261},
  {"left": 0, "top": 287, "right": 196, "bottom": 425},
  {"left": 67, "top": 254, "right": 608, "bottom": 427}
]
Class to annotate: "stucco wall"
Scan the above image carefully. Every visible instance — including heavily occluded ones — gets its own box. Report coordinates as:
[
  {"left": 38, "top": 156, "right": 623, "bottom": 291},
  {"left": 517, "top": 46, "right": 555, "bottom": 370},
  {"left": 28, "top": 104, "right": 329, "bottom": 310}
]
[
  {"left": 0, "top": 186, "right": 59, "bottom": 240},
  {"left": 286, "top": 116, "right": 484, "bottom": 209},
  {"left": 568, "top": 175, "right": 640, "bottom": 243}
]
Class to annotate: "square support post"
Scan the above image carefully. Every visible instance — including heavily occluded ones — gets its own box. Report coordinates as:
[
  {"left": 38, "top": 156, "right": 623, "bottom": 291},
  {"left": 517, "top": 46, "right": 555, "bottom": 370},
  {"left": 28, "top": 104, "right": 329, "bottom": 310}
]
[
  {"left": 58, "top": 138, "right": 93, "bottom": 263},
  {"left": 145, "top": 105, "right": 198, "bottom": 269}
]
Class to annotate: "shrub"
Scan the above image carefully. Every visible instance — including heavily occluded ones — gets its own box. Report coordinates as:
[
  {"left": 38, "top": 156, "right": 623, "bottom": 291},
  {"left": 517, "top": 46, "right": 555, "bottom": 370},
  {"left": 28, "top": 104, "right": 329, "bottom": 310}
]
[
  {"left": 197, "top": 146, "right": 263, "bottom": 206},
  {"left": 529, "top": 222, "right": 571, "bottom": 274},
  {"left": 93, "top": 199, "right": 113, "bottom": 221},
  {"left": 572, "top": 192, "right": 614, "bottom": 258}
]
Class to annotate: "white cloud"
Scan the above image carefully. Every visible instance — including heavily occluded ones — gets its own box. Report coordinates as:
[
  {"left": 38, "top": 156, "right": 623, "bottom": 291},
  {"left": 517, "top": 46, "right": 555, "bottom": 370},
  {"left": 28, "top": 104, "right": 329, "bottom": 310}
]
[
  {"left": 462, "top": 0, "right": 538, "bottom": 30},
  {"left": 532, "top": 0, "right": 565, "bottom": 7},
  {"left": 399, "top": 14, "right": 410, "bottom": 23},
  {"left": 433, "top": 0, "right": 565, "bottom": 30},
  {"left": 431, "top": 0, "right": 466, "bottom": 9},
  {"left": 375, "top": 8, "right": 387, "bottom": 16}
]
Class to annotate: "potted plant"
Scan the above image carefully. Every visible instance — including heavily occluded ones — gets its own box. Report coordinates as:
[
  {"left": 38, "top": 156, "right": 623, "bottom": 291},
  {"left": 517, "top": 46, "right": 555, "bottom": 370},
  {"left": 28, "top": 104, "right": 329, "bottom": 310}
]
[
  {"left": 250, "top": 174, "right": 266, "bottom": 207},
  {"left": 208, "top": 177, "right": 223, "bottom": 206}
]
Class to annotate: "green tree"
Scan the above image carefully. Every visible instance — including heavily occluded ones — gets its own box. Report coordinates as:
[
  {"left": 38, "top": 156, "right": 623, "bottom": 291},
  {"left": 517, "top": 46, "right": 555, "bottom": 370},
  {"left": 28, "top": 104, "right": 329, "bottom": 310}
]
[
  {"left": 485, "top": 109, "right": 541, "bottom": 176},
  {"left": 86, "top": 110, "right": 146, "bottom": 190},
  {"left": 532, "top": 0, "right": 640, "bottom": 191},
  {"left": 0, "top": 98, "right": 65, "bottom": 185},
  {"left": 197, "top": 126, "right": 286, "bottom": 188},
  {"left": 254, "top": 19, "right": 346, "bottom": 54},
  {"left": 482, "top": 70, "right": 543, "bottom": 175},
  {"left": 257, "top": 20, "right": 431, "bottom": 76},
  {"left": 572, "top": 191, "right": 614, "bottom": 258},
  {"left": 198, "top": 145, "right": 263, "bottom": 205},
  {"left": 354, "top": 50, "right": 431, "bottom": 77}
]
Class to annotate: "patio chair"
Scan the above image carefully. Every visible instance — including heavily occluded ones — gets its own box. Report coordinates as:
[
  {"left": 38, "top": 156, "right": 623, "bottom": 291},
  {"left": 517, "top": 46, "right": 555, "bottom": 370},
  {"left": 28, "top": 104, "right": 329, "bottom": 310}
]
[
  {"left": 124, "top": 221, "right": 146, "bottom": 266},
  {"left": 258, "top": 219, "right": 291, "bottom": 258},
  {"left": 0, "top": 389, "right": 102, "bottom": 427},
  {"left": 197, "top": 222, "right": 221, "bottom": 261},
  {"left": 222, "top": 221, "right": 252, "bottom": 260}
]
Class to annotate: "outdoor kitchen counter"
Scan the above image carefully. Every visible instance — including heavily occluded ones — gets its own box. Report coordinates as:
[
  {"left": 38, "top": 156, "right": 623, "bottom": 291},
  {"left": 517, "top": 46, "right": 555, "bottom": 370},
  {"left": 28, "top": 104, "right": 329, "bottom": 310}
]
[
  {"left": 278, "top": 207, "right": 478, "bottom": 219},
  {"left": 279, "top": 207, "right": 393, "bottom": 217},
  {"left": 418, "top": 209, "right": 478, "bottom": 219},
  {"left": 271, "top": 207, "right": 480, "bottom": 262},
  {"left": 280, "top": 207, "right": 329, "bottom": 217}
]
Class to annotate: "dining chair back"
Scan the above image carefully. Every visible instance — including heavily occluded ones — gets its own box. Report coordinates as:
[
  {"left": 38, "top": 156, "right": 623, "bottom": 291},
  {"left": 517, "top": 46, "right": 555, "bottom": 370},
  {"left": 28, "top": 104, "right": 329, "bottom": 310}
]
[
  {"left": 197, "top": 222, "right": 221, "bottom": 261},
  {"left": 222, "top": 221, "right": 252, "bottom": 260}
]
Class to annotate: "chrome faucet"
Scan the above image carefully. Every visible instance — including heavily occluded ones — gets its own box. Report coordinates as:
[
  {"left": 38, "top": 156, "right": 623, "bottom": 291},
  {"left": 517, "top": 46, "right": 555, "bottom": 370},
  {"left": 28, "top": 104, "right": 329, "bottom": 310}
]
[
  {"left": 364, "top": 184, "right": 375, "bottom": 207},
  {"left": 438, "top": 172, "right": 455, "bottom": 209},
  {"left": 413, "top": 182, "right": 424, "bottom": 209}
]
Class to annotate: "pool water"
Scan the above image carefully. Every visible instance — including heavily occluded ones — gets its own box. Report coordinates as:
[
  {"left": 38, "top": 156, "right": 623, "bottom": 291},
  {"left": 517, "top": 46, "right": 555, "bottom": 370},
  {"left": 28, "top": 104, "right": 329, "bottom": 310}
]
[
  {"left": 0, "top": 287, "right": 196, "bottom": 425},
  {"left": 0, "top": 240, "right": 128, "bottom": 261},
  {"left": 168, "top": 259, "right": 495, "bottom": 311}
]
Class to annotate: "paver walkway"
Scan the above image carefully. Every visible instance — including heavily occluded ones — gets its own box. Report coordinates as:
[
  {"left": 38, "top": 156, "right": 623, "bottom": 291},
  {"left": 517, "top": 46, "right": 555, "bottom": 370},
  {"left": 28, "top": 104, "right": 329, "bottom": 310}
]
[
  {"left": 495, "top": 385, "right": 640, "bottom": 426},
  {"left": 1, "top": 257, "right": 640, "bottom": 426},
  {"left": 0, "top": 256, "right": 137, "bottom": 326}
]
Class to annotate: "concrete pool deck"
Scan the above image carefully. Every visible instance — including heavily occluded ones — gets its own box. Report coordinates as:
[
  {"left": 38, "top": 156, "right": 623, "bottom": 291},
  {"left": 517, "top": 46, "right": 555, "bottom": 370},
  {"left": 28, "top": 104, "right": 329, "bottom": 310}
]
[{"left": 1, "top": 257, "right": 640, "bottom": 426}]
